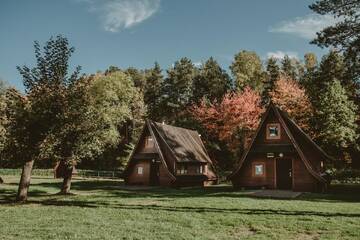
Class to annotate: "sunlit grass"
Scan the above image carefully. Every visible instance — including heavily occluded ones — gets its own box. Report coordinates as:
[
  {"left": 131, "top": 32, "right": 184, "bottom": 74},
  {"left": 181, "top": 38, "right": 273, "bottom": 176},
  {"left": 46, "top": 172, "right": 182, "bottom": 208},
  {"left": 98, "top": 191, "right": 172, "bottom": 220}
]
[{"left": 1, "top": 175, "right": 360, "bottom": 240}]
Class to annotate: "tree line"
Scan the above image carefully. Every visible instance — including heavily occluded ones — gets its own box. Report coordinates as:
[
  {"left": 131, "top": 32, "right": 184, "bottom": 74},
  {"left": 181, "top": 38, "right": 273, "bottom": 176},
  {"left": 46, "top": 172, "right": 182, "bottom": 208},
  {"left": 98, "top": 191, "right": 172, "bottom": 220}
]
[{"left": 0, "top": 0, "right": 359, "bottom": 201}]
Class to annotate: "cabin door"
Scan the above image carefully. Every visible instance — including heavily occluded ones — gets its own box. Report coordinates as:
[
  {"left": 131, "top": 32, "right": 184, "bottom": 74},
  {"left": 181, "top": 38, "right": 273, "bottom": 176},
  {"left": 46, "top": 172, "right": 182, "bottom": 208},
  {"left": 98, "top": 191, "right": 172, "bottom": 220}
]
[
  {"left": 276, "top": 158, "right": 292, "bottom": 190},
  {"left": 149, "top": 158, "right": 160, "bottom": 186}
]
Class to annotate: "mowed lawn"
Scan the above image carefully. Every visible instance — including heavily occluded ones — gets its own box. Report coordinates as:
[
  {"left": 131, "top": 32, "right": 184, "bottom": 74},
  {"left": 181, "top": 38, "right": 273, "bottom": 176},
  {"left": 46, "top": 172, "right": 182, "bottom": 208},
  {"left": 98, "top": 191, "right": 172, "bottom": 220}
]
[{"left": 1, "top": 176, "right": 360, "bottom": 240}]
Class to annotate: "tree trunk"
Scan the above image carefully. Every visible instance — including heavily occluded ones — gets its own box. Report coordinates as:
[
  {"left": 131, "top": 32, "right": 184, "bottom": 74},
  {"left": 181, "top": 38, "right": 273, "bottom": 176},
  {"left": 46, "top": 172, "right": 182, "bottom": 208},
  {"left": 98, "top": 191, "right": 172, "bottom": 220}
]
[
  {"left": 60, "top": 167, "right": 73, "bottom": 194},
  {"left": 16, "top": 160, "right": 34, "bottom": 202},
  {"left": 350, "top": 147, "right": 360, "bottom": 169}
]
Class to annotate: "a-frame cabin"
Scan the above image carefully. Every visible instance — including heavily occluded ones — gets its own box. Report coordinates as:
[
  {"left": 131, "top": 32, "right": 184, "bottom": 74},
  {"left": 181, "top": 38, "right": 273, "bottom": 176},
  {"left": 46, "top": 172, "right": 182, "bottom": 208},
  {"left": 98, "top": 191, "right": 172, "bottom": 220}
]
[
  {"left": 228, "top": 103, "right": 330, "bottom": 192},
  {"left": 123, "top": 120, "right": 218, "bottom": 187}
]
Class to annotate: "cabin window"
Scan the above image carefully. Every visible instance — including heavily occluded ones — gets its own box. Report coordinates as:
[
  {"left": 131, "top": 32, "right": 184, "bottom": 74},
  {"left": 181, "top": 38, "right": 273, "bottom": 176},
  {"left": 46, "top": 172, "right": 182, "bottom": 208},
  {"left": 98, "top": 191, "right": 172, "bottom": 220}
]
[
  {"left": 145, "top": 136, "right": 155, "bottom": 148},
  {"left": 137, "top": 166, "right": 143, "bottom": 175},
  {"left": 196, "top": 165, "right": 205, "bottom": 174},
  {"left": 252, "top": 163, "right": 265, "bottom": 177},
  {"left": 177, "top": 164, "right": 188, "bottom": 175},
  {"left": 266, "top": 123, "right": 281, "bottom": 140}
]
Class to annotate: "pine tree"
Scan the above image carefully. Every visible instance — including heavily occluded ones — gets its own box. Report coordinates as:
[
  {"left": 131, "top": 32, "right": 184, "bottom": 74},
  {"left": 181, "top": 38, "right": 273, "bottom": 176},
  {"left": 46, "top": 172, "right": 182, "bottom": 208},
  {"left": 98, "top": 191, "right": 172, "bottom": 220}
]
[
  {"left": 263, "top": 57, "right": 280, "bottom": 103},
  {"left": 144, "top": 62, "right": 163, "bottom": 120},
  {"left": 192, "top": 57, "right": 231, "bottom": 103},
  {"left": 281, "top": 55, "right": 297, "bottom": 80},
  {"left": 301, "top": 53, "right": 318, "bottom": 92},
  {"left": 315, "top": 79, "right": 358, "bottom": 162},
  {"left": 160, "top": 57, "right": 196, "bottom": 123},
  {"left": 310, "top": 0, "right": 360, "bottom": 80}
]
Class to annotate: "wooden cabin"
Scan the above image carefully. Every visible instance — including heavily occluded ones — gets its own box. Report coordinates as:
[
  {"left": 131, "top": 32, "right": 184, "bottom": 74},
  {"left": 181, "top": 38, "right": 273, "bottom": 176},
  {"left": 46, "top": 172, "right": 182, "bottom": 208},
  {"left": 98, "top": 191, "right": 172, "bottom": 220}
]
[
  {"left": 228, "top": 103, "right": 330, "bottom": 192},
  {"left": 123, "top": 120, "right": 218, "bottom": 187}
]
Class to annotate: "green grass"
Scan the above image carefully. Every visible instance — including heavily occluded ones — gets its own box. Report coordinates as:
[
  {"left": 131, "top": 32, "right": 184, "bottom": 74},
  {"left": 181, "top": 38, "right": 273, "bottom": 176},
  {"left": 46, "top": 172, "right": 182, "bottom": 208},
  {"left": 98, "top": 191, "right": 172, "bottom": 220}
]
[{"left": 1, "top": 176, "right": 360, "bottom": 240}]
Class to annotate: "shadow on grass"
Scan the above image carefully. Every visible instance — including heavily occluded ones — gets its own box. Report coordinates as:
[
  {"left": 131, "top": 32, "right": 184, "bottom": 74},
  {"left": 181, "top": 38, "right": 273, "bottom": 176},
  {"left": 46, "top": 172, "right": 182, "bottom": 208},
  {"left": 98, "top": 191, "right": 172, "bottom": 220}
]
[
  {"left": 0, "top": 188, "right": 49, "bottom": 204},
  {"left": 2, "top": 178, "right": 360, "bottom": 205},
  {"left": 23, "top": 198, "right": 360, "bottom": 218}
]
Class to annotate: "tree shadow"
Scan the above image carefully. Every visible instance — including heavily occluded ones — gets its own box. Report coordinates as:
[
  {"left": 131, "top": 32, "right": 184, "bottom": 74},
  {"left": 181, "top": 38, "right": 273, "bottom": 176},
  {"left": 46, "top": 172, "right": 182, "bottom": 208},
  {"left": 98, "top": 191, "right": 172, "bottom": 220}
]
[
  {"left": 2, "top": 178, "right": 360, "bottom": 205},
  {"left": 27, "top": 199, "right": 360, "bottom": 218},
  {"left": 0, "top": 188, "right": 49, "bottom": 204}
]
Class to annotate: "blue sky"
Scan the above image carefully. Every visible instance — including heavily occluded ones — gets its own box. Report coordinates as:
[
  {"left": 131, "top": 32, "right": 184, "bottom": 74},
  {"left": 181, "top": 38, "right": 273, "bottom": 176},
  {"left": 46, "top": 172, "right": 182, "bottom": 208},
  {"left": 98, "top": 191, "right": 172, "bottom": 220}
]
[{"left": 0, "top": 0, "right": 336, "bottom": 91}]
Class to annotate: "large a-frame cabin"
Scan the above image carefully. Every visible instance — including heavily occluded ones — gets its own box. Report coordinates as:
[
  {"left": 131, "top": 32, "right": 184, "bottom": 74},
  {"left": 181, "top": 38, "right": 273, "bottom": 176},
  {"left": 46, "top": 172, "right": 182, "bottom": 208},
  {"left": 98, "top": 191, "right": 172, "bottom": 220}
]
[
  {"left": 229, "top": 103, "right": 330, "bottom": 192},
  {"left": 123, "top": 120, "right": 217, "bottom": 187}
]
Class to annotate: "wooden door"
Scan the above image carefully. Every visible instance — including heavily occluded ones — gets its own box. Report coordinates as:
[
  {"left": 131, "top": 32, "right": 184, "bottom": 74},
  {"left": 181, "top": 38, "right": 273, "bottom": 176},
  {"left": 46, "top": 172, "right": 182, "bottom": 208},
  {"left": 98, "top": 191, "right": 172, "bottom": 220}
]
[
  {"left": 149, "top": 159, "right": 160, "bottom": 186},
  {"left": 276, "top": 158, "right": 292, "bottom": 190}
]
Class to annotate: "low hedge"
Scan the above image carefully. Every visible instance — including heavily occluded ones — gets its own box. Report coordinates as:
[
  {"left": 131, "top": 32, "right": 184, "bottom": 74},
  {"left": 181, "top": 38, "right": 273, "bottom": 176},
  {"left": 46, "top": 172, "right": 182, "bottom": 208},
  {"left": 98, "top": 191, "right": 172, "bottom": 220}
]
[{"left": 327, "top": 168, "right": 360, "bottom": 184}]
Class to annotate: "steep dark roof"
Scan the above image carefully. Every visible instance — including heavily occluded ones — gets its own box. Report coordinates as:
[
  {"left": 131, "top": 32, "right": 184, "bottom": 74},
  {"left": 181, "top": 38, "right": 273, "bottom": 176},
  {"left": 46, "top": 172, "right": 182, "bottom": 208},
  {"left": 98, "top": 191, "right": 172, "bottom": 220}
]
[
  {"left": 228, "top": 103, "right": 327, "bottom": 183},
  {"left": 150, "top": 121, "right": 212, "bottom": 163},
  {"left": 123, "top": 120, "right": 215, "bottom": 179}
]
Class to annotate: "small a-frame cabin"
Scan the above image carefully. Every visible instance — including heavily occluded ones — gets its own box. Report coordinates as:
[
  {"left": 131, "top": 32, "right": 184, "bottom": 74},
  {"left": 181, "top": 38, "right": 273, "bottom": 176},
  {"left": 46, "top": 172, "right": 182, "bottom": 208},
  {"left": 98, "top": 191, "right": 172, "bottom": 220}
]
[
  {"left": 229, "top": 103, "right": 330, "bottom": 192},
  {"left": 123, "top": 120, "right": 218, "bottom": 187}
]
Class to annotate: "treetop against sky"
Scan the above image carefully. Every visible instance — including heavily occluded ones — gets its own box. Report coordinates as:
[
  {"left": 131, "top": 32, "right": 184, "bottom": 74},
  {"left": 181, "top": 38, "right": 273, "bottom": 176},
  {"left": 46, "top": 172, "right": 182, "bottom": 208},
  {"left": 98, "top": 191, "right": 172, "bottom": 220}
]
[{"left": 0, "top": 0, "right": 332, "bottom": 90}]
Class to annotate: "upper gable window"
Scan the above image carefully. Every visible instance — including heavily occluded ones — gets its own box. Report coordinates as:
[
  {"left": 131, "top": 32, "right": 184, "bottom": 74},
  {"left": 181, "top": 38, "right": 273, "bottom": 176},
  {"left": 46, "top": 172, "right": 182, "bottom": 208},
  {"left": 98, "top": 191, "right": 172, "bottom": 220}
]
[
  {"left": 145, "top": 136, "right": 154, "bottom": 148},
  {"left": 266, "top": 123, "right": 281, "bottom": 140}
]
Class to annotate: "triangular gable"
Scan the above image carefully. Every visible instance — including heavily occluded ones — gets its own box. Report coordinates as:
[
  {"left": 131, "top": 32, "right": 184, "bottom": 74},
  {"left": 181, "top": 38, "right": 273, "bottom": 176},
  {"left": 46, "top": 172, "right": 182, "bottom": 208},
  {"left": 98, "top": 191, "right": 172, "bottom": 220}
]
[
  {"left": 229, "top": 103, "right": 326, "bottom": 183},
  {"left": 123, "top": 121, "right": 176, "bottom": 181}
]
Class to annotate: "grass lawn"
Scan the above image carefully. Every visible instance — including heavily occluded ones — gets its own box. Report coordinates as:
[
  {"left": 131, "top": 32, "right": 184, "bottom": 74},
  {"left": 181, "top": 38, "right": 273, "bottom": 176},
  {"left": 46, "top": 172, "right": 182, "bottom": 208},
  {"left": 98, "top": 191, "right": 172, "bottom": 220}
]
[{"left": 1, "top": 176, "right": 360, "bottom": 240}]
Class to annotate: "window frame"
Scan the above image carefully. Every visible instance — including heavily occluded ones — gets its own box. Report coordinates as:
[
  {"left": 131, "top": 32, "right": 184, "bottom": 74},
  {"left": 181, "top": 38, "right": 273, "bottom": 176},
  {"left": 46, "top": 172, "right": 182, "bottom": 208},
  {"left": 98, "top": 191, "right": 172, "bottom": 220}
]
[
  {"left": 177, "top": 164, "right": 188, "bottom": 175},
  {"left": 252, "top": 162, "right": 266, "bottom": 177},
  {"left": 196, "top": 165, "right": 206, "bottom": 174},
  {"left": 266, "top": 123, "right": 281, "bottom": 140},
  {"left": 144, "top": 136, "right": 155, "bottom": 149},
  {"left": 137, "top": 166, "right": 143, "bottom": 175}
]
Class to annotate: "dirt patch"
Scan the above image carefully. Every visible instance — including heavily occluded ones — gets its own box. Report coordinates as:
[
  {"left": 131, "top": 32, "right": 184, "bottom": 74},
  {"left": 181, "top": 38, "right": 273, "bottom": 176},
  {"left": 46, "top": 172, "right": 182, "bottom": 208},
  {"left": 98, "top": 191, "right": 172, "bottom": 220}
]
[{"left": 295, "top": 232, "right": 320, "bottom": 240}]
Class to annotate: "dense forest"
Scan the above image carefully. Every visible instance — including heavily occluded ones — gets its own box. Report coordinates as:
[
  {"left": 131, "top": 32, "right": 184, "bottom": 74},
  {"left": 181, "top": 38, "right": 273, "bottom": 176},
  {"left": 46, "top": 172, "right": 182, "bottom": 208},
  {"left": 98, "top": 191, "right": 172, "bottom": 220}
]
[{"left": 0, "top": 0, "right": 359, "bottom": 200}]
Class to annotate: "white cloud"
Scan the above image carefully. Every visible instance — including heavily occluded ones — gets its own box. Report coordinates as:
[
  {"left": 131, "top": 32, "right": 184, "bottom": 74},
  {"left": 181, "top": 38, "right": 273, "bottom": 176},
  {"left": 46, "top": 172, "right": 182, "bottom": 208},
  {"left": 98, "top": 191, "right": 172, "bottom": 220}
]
[
  {"left": 269, "top": 14, "right": 339, "bottom": 39},
  {"left": 267, "top": 51, "right": 298, "bottom": 60},
  {"left": 79, "top": 0, "right": 160, "bottom": 32},
  {"left": 193, "top": 61, "right": 202, "bottom": 67}
]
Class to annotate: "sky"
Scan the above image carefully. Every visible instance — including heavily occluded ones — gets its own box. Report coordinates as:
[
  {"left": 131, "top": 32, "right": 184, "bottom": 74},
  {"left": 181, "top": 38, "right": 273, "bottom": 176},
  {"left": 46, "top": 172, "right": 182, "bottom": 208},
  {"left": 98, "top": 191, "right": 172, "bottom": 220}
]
[{"left": 0, "top": 0, "right": 336, "bottom": 91}]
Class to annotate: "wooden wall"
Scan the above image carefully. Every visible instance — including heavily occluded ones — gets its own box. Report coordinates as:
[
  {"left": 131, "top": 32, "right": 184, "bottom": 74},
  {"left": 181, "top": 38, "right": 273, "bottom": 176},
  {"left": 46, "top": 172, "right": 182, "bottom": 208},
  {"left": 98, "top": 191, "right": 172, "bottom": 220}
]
[
  {"left": 126, "top": 160, "right": 150, "bottom": 185},
  {"left": 158, "top": 162, "right": 173, "bottom": 186},
  {"left": 292, "top": 156, "right": 318, "bottom": 192},
  {"left": 232, "top": 153, "right": 320, "bottom": 192},
  {"left": 232, "top": 153, "right": 276, "bottom": 189}
]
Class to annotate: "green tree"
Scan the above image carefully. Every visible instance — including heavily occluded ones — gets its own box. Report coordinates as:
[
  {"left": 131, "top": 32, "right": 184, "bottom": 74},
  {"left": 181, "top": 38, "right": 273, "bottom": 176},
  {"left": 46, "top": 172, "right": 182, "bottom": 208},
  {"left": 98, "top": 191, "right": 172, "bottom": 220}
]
[
  {"left": 125, "top": 67, "right": 146, "bottom": 92},
  {"left": 301, "top": 53, "right": 318, "bottom": 91},
  {"left": 310, "top": 0, "right": 360, "bottom": 80},
  {"left": 161, "top": 57, "right": 196, "bottom": 123},
  {"left": 34, "top": 71, "right": 144, "bottom": 194},
  {"left": 0, "top": 80, "right": 8, "bottom": 167},
  {"left": 315, "top": 79, "right": 358, "bottom": 163},
  {"left": 15, "top": 35, "right": 81, "bottom": 201},
  {"left": 193, "top": 57, "right": 231, "bottom": 103},
  {"left": 263, "top": 57, "right": 280, "bottom": 103},
  {"left": 0, "top": 80, "right": 6, "bottom": 151},
  {"left": 230, "top": 50, "right": 264, "bottom": 92},
  {"left": 281, "top": 55, "right": 298, "bottom": 80},
  {"left": 144, "top": 62, "right": 163, "bottom": 120}
]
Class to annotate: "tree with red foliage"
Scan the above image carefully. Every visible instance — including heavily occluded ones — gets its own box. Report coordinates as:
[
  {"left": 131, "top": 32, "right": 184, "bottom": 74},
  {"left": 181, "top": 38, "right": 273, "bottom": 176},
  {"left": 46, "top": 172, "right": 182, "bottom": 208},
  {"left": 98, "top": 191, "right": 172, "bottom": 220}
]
[
  {"left": 270, "top": 74, "right": 314, "bottom": 135},
  {"left": 190, "top": 87, "right": 264, "bottom": 151}
]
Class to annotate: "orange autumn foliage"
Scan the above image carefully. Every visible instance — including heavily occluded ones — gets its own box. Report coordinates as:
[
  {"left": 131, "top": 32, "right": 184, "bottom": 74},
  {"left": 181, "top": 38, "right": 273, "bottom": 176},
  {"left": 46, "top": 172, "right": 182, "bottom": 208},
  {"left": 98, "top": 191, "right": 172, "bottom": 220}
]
[
  {"left": 270, "top": 75, "right": 314, "bottom": 135},
  {"left": 190, "top": 87, "right": 264, "bottom": 150}
]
